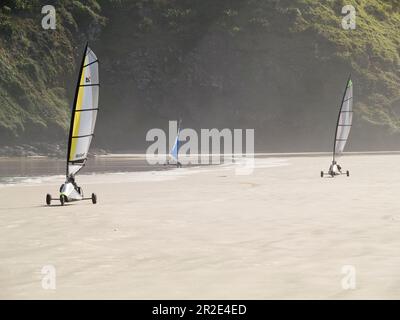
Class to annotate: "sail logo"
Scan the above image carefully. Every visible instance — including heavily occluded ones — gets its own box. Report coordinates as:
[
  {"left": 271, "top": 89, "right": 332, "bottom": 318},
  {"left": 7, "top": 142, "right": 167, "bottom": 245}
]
[
  {"left": 86, "top": 77, "right": 91, "bottom": 83},
  {"left": 146, "top": 121, "right": 255, "bottom": 175},
  {"left": 341, "top": 5, "right": 356, "bottom": 30}
]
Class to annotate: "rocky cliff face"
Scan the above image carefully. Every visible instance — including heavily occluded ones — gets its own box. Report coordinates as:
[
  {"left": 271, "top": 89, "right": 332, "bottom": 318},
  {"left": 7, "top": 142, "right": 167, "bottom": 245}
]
[{"left": 0, "top": 0, "right": 399, "bottom": 153}]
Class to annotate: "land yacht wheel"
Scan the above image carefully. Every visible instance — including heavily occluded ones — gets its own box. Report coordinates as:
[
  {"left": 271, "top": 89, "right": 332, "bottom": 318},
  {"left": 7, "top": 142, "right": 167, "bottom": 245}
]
[{"left": 91, "top": 193, "right": 97, "bottom": 204}]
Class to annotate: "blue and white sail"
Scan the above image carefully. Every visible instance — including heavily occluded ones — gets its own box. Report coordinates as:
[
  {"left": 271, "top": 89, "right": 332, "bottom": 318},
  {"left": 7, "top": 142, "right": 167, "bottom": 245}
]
[{"left": 170, "top": 120, "right": 182, "bottom": 162}]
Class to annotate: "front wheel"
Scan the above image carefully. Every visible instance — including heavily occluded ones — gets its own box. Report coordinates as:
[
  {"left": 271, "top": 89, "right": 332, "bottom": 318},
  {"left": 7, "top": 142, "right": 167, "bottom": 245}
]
[
  {"left": 91, "top": 193, "right": 97, "bottom": 204},
  {"left": 320, "top": 171, "right": 324, "bottom": 178},
  {"left": 347, "top": 170, "right": 350, "bottom": 177},
  {"left": 46, "top": 194, "right": 52, "bottom": 206}
]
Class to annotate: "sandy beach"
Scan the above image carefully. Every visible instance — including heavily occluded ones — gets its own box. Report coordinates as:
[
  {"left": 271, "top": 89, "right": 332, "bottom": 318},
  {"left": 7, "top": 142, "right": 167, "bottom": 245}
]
[{"left": 1, "top": 154, "right": 400, "bottom": 299}]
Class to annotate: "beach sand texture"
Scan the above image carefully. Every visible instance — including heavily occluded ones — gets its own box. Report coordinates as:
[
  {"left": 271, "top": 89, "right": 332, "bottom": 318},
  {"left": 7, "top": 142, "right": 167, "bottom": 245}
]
[{"left": 1, "top": 155, "right": 400, "bottom": 299}]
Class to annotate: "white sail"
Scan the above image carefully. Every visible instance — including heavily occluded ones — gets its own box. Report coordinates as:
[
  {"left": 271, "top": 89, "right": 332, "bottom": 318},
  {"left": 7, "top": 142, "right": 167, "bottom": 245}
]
[
  {"left": 334, "top": 78, "right": 353, "bottom": 158},
  {"left": 67, "top": 45, "right": 99, "bottom": 177}
]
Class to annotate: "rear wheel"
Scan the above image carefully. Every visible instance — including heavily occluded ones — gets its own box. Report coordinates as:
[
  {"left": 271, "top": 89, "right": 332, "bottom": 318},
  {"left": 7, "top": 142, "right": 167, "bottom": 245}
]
[
  {"left": 91, "top": 193, "right": 97, "bottom": 204},
  {"left": 320, "top": 171, "right": 324, "bottom": 178},
  {"left": 46, "top": 194, "right": 51, "bottom": 206},
  {"left": 347, "top": 170, "right": 350, "bottom": 177},
  {"left": 60, "top": 195, "right": 65, "bottom": 206}
]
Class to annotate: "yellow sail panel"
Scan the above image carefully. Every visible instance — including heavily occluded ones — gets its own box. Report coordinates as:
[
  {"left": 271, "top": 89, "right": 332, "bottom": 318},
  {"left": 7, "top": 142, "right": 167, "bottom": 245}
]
[{"left": 69, "top": 56, "right": 88, "bottom": 161}]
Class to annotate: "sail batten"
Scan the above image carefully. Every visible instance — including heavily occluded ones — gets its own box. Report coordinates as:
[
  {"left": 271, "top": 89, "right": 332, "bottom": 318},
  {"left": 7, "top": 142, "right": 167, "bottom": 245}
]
[
  {"left": 333, "top": 77, "right": 353, "bottom": 160},
  {"left": 66, "top": 44, "right": 99, "bottom": 177},
  {"left": 83, "top": 60, "right": 99, "bottom": 68},
  {"left": 79, "top": 84, "right": 100, "bottom": 87}
]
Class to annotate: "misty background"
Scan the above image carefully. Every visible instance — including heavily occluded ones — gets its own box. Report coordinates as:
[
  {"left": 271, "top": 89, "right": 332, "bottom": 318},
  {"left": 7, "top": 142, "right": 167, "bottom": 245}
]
[{"left": 0, "top": 0, "right": 399, "bottom": 155}]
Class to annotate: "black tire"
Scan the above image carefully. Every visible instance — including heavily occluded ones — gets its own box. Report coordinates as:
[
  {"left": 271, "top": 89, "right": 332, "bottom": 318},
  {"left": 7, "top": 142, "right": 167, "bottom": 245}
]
[
  {"left": 347, "top": 170, "right": 350, "bottom": 177},
  {"left": 320, "top": 171, "right": 324, "bottom": 178},
  {"left": 46, "top": 194, "right": 52, "bottom": 206},
  {"left": 60, "top": 195, "right": 65, "bottom": 206},
  {"left": 91, "top": 193, "right": 97, "bottom": 204}
]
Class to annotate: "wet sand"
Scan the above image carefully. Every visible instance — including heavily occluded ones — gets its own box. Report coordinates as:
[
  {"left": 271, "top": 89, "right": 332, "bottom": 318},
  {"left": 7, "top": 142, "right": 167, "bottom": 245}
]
[{"left": 1, "top": 154, "right": 400, "bottom": 299}]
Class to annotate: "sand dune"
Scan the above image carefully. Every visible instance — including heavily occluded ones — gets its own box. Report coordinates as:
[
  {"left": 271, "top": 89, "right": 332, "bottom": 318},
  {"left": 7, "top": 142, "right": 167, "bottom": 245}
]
[{"left": 1, "top": 155, "right": 400, "bottom": 299}]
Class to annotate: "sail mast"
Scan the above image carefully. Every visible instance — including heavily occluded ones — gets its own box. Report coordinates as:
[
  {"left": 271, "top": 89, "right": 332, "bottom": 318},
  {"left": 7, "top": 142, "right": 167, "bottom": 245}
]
[
  {"left": 66, "top": 42, "right": 89, "bottom": 177},
  {"left": 176, "top": 119, "right": 182, "bottom": 165}
]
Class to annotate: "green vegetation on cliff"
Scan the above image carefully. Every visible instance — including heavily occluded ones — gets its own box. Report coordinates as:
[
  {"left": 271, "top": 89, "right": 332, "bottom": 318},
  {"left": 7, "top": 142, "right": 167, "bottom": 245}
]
[
  {"left": 0, "top": 0, "right": 399, "bottom": 151},
  {"left": 293, "top": 0, "right": 400, "bottom": 130},
  {"left": 0, "top": 0, "right": 105, "bottom": 143}
]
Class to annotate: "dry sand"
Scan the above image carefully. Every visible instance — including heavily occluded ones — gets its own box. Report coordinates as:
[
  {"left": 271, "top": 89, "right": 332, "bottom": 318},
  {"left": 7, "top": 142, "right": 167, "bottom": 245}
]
[{"left": 1, "top": 154, "right": 400, "bottom": 299}]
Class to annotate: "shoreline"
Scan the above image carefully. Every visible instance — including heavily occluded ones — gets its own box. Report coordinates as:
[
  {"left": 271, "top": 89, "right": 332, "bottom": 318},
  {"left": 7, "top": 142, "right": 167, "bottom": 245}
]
[
  {"left": 1, "top": 150, "right": 400, "bottom": 162},
  {"left": 2, "top": 151, "right": 400, "bottom": 186}
]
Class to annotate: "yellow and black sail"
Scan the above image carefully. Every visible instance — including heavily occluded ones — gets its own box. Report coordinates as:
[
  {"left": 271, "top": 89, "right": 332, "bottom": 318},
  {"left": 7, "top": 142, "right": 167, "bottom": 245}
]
[{"left": 66, "top": 43, "right": 99, "bottom": 177}]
